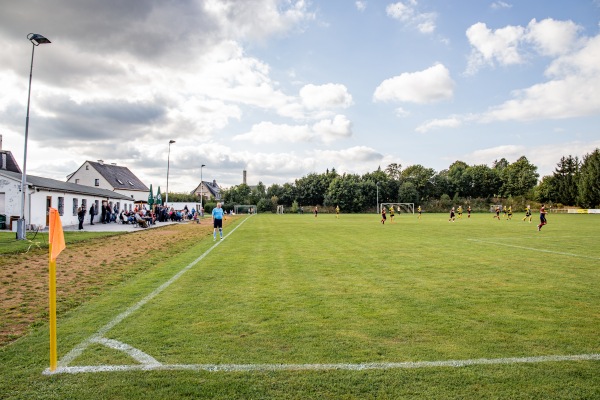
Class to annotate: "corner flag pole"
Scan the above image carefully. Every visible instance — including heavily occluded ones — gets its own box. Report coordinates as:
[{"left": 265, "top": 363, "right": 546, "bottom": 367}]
[
  {"left": 48, "top": 207, "right": 65, "bottom": 372},
  {"left": 48, "top": 242, "right": 57, "bottom": 371}
]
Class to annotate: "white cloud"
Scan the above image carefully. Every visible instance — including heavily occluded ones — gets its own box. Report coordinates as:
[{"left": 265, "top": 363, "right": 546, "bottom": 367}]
[
  {"left": 415, "top": 116, "right": 462, "bottom": 133},
  {"left": 466, "top": 18, "right": 584, "bottom": 74},
  {"left": 386, "top": 1, "right": 437, "bottom": 34},
  {"left": 525, "top": 18, "right": 581, "bottom": 57},
  {"left": 233, "top": 121, "right": 313, "bottom": 144},
  {"left": 203, "top": 0, "right": 315, "bottom": 42},
  {"left": 465, "top": 22, "right": 525, "bottom": 74},
  {"left": 373, "top": 63, "right": 455, "bottom": 104},
  {"left": 312, "top": 115, "right": 353, "bottom": 143},
  {"left": 300, "top": 83, "right": 353, "bottom": 110},
  {"left": 234, "top": 115, "right": 353, "bottom": 144},
  {"left": 490, "top": 1, "right": 512, "bottom": 10},
  {"left": 356, "top": 1, "right": 367, "bottom": 11},
  {"left": 480, "top": 34, "right": 600, "bottom": 122}
]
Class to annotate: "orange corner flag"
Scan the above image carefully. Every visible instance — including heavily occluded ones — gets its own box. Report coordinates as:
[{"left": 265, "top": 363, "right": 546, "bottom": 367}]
[{"left": 49, "top": 207, "right": 65, "bottom": 261}]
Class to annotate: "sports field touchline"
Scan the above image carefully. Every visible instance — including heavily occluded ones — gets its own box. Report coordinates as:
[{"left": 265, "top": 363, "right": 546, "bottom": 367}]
[
  {"left": 467, "top": 239, "right": 600, "bottom": 260},
  {"left": 45, "top": 354, "right": 600, "bottom": 375},
  {"left": 42, "top": 215, "right": 599, "bottom": 376}
]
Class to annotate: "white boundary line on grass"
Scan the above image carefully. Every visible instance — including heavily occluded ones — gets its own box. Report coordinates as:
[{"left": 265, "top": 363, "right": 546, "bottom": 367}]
[
  {"left": 46, "top": 353, "right": 600, "bottom": 374},
  {"left": 44, "top": 216, "right": 252, "bottom": 375},
  {"left": 467, "top": 239, "right": 600, "bottom": 261}
]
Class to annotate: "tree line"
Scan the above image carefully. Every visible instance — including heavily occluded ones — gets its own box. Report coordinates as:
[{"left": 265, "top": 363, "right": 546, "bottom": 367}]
[{"left": 213, "top": 149, "right": 600, "bottom": 213}]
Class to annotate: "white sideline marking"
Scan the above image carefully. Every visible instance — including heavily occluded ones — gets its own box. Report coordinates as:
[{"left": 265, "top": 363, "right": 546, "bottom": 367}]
[
  {"left": 467, "top": 239, "right": 600, "bottom": 261},
  {"left": 45, "top": 353, "right": 600, "bottom": 375},
  {"left": 46, "top": 216, "right": 251, "bottom": 374}
]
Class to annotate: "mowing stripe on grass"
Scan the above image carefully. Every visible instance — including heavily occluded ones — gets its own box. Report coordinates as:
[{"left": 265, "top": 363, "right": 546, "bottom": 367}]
[
  {"left": 467, "top": 239, "right": 600, "bottom": 261},
  {"left": 45, "top": 216, "right": 251, "bottom": 375},
  {"left": 46, "top": 353, "right": 600, "bottom": 374}
]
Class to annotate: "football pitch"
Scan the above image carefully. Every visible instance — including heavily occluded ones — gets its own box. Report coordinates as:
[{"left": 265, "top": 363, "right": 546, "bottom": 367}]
[{"left": 2, "top": 213, "right": 599, "bottom": 398}]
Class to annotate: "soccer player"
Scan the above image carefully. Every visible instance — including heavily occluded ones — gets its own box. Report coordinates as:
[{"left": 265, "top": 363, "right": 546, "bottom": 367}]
[
  {"left": 335, "top": 205, "right": 340, "bottom": 219},
  {"left": 389, "top": 206, "right": 395, "bottom": 223},
  {"left": 449, "top": 207, "right": 456, "bottom": 222},
  {"left": 314, "top": 206, "right": 318, "bottom": 217},
  {"left": 212, "top": 202, "right": 224, "bottom": 240},
  {"left": 467, "top": 206, "right": 471, "bottom": 218},
  {"left": 507, "top": 206, "right": 513, "bottom": 220},
  {"left": 493, "top": 205, "right": 500, "bottom": 220},
  {"left": 523, "top": 205, "right": 532, "bottom": 222},
  {"left": 381, "top": 207, "right": 387, "bottom": 224},
  {"left": 537, "top": 204, "right": 548, "bottom": 231},
  {"left": 417, "top": 205, "right": 422, "bottom": 220},
  {"left": 457, "top": 205, "right": 463, "bottom": 219},
  {"left": 502, "top": 205, "right": 507, "bottom": 220}
]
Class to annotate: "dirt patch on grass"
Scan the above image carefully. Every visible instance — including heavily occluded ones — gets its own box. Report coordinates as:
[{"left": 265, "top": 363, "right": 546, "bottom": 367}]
[{"left": 0, "top": 220, "right": 227, "bottom": 347}]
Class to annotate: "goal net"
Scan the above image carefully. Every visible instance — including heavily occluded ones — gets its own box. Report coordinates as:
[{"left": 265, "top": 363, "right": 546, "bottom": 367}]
[
  {"left": 234, "top": 204, "right": 257, "bottom": 214},
  {"left": 277, "top": 205, "right": 284, "bottom": 214},
  {"left": 380, "top": 203, "right": 414, "bottom": 214}
]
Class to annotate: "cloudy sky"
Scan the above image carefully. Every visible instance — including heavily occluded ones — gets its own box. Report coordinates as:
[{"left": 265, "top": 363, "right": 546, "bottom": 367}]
[{"left": 1, "top": 0, "right": 599, "bottom": 192}]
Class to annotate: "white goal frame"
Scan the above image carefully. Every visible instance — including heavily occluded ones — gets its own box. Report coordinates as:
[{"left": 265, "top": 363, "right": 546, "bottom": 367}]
[
  {"left": 277, "top": 205, "right": 284, "bottom": 214},
  {"left": 380, "top": 203, "right": 414, "bottom": 214},
  {"left": 234, "top": 204, "right": 257, "bottom": 214}
]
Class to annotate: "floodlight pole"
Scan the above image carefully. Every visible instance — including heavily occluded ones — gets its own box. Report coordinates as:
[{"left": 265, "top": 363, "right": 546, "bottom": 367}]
[
  {"left": 18, "top": 33, "right": 51, "bottom": 240},
  {"left": 200, "top": 164, "right": 206, "bottom": 211},
  {"left": 166, "top": 140, "right": 175, "bottom": 205},
  {"left": 376, "top": 182, "right": 380, "bottom": 214}
]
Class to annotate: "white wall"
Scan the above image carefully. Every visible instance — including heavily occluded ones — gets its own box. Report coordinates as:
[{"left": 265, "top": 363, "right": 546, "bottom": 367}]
[{"left": 68, "top": 161, "right": 113, "bottom": 190}]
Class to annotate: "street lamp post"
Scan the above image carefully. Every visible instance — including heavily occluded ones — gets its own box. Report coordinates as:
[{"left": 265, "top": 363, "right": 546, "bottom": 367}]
[
  {"left": 376, "top": 182, "right": 380, "bottom": 214},
  {"left": 166, "top": 140, "right": 175, "bottom": 205},
  {"left": 200, "top": 164, "right": 206, "bottom": 213},
  {"left": 17, "top": 33, "right": 51, "bottom": 240}
]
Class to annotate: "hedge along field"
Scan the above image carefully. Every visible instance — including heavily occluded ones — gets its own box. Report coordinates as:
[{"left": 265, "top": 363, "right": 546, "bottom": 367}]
[{"left": 0, "top": 213, "right": 598, "bottom": 399}]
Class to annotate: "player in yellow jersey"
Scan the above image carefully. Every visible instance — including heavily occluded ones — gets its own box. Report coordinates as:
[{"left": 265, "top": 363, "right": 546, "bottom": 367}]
[
  {"left": 336, "top": 205, "right": 340, "bottom": 219},
  {"left": 507, "top": 206, "right": 512, "bottom": 220},
  {"left": 389, "top": 206, "right": 395, "bottom": 223},
  {"left": 523, "top": 205, "right": 532, "bottom": 222},
  {"left": 417, "top": 205, "right": 422, "bottom": 220},
  {"left": 457, "top": 205, "right": 463, "bottom": 219}
]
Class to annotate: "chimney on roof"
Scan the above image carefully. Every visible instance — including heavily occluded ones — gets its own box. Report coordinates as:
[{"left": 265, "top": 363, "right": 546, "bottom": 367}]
[
  {"left": 98, "top": 160, "right": 104, "bottom": 165},
  {"left": 243, "top": 170, "right": 247, "bottom": 185}
]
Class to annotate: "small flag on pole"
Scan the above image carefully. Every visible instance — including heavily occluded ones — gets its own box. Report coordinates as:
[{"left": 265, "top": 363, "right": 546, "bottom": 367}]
[{"left": 49, "top": 208, "right": 65, "bottom": 261}]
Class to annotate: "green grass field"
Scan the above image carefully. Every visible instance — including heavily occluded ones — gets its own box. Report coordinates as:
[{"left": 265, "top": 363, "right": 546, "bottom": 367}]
[{"left": 1, "top": 213, "right": 599, "bottom": 399}]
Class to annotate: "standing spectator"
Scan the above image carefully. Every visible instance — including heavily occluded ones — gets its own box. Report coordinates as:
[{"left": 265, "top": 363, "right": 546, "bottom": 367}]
[
  {"left": 212, "top": 202, "right": 224, "bottom": 240},
  {"left": 77, "top": 206, "right": 85, "bottom": 230},
  {"left": 100, "top": 202, "right": 107, "bottom": 224},
  {"left": 89, "top": 203, "right": 96, "bottom": 225}
]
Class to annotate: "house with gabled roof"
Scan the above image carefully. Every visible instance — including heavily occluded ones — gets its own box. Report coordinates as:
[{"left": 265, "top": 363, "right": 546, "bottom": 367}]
[
  {"left": 191, "top": 180, "right": 221, "bottom": 203},
  {"left": 67, "top": 160, "right": 149, "bottom": 201}
]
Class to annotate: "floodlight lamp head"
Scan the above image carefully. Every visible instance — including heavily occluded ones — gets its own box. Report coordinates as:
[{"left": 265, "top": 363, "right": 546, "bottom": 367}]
[
  {"left": 27, "top": 33, "right": 51, "bottom": 46},
  {"left": 169, "top": 140, "right": 176, "bottom": 144}
]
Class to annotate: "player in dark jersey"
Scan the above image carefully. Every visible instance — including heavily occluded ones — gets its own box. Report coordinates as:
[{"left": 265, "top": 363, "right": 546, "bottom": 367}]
[{"left": 537, "top": 205, "right": 548, "bottom": 231}]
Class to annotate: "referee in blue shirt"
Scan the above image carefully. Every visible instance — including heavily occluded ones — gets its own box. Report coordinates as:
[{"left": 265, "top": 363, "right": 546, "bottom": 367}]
[{"left": 212, "top": 202, "right": 224, "bottom": 240}]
